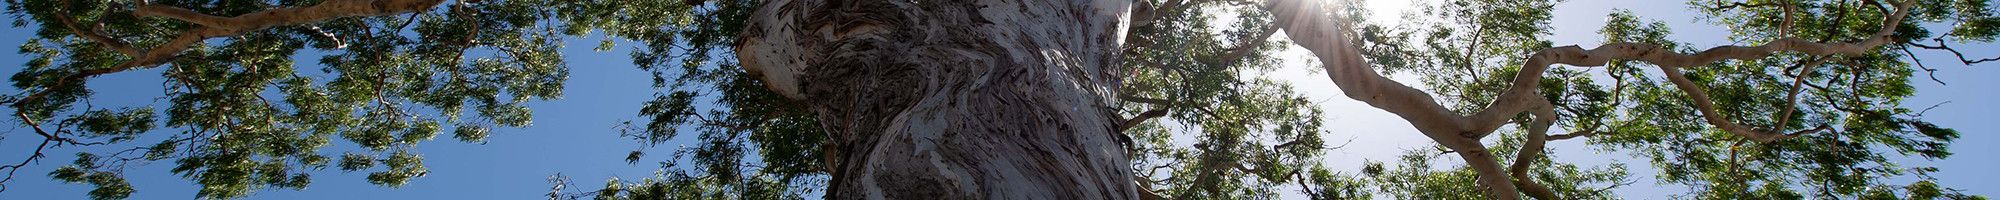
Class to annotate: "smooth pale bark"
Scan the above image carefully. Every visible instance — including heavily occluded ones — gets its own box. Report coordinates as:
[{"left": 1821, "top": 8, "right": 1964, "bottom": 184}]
[
  {"left": 1264, "top": 0, "right": 1915, "bottom": 199},
  {"left": 737, "top": 0, "right": 1138, "bottom": 199},
  {"left": 1263, "top": 0, "right": 1525, "bottom": 198}
]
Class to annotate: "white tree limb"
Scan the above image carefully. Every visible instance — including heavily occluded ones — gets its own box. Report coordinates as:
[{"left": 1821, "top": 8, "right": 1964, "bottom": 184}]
[
  {"left": 1262, "top": 0, "right": 1917, "bottom": 198},
  {"left": 1264, "top": 0, "right": 1521, "bottom": 198}
]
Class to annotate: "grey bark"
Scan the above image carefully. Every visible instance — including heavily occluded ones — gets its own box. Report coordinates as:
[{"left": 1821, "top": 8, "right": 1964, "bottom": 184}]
[{"left": 737, "top": 0, "right": 1138, "bottom": 199}]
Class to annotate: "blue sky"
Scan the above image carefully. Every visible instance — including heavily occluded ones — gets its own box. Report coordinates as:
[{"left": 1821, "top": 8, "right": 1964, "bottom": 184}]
[
  {"left": 2, "top": 0, "right": 1997, "bottom": 199},
  {"left": 0, "top": 29, "right": 669, "bottom": 198}
]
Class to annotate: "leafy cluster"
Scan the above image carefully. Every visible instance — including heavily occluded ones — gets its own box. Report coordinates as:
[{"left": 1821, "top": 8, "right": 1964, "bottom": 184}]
[
  {"left": 1361, "top": 134, "right": 1631, "bottom": 200},
  {"left": 1118, "top": 1, "right": 1363, "bottom": 199},
  {"left": 1355, "top": 0, "right": 1994, "bottom": 198},
  {"left": 3, "top": 0, "right": 576, "bottom": 198},
  {"left": 0, "top": 0, "right": 1992, "bottom": 199},
  {"left": 545, "top": 0, "right": 826, "bottom": 199}
]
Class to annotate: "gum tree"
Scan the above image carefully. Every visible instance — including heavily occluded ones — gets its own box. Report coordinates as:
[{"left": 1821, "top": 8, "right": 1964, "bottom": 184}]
[{"left": 2, "top": 0, "right": 1992, "bottom": 199}]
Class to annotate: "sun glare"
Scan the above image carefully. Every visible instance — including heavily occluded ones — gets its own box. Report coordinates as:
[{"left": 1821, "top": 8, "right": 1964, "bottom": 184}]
[{"left": 1361, "top": 0, "right": 1410, "bottom": 24}]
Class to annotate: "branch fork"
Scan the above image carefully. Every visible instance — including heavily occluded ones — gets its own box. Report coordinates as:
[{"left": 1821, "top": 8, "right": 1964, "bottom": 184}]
[{"left": 1262, "top": 0, "right": 1918, "bottom": 199}]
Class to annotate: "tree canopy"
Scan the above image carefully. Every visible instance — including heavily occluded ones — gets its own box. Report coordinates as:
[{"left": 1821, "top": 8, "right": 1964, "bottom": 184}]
[{"left": 0, "top": 0, "right": 1992, "bottom": 199}]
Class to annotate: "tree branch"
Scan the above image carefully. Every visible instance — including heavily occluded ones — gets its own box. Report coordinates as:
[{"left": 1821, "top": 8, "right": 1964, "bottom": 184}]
[
  {"left": 1772, "top": 57, "right": 1827, "bottom": 131},
  {"left": 1502, "top": 0, "right": 1909, "bottom": 142},
  {"left": 1713, "top": 1, "right": 1782, "bottom": 11},
  {"left": 134, "top": 0, "right": 446, "bottom": 32},
  {"left": 0, "top": 112, "right": 69, "bottom": 193},
  {"left": 1906, "top": 38, "right": 2000, "bottom": 65},
  {"left": 308, "top": 25, "right": 349, "bottom": 49},
  {"left": 17, "top": 0, "right": 449, "bottom": 115},
  {"left": 1131, "top": 0, "right": 1263, "bottom": 28},
  {"left": 1265, "top": 0, "right": 1481, "bottom": 148},
  {"left": 5, "top": 0, "right": 451, "bottom": 191},
  {"left": 1117, "top": 108, "right": 1171, "bottom": 133},
  {"left": 1292, "top": 169, "right": 1320, "bottom": 199},
  {"left": 53, "top": 0, "right": 139, "bottom": 57},
  {"left": 1509, "top": 104, "right": 1561, "bottom": 200},
  {"left": 1136, "top": 174, "right": 1170, "bottom": 200},
  {"left": 1897, "top": 45, "right": 1948, "bottom": 85},
  {"left": 1264, "top": 0, "right": 1516, "bottom": 197},
  {"left": 1213, "top": 25, "right": 1280, "bottom": 66},
  {"left": 0, "top": 136, "right": 51, "bottom": 193},
  {"left": 1119, "top": 93, "right": 1174, "bottom": 105},
  {"left": 1264, "top": 0, "right": 1917, "bottom": 198},
  {"left": 1548, "top": 130, "right": 1598, "bottom": 140}
]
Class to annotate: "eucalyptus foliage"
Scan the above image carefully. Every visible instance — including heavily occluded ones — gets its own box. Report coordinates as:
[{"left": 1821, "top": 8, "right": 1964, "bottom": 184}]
[
  {"left": 1351, "top": 0, "right": 1993, "bottom": 198},
  {"left": 0, "top": 0, "right": 1991, "bottom": 199}
]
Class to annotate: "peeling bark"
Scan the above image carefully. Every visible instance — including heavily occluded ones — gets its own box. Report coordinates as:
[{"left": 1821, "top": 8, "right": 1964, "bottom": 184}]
[{"left": 737, "top": 0, "right": 1137, "bottom": 199}]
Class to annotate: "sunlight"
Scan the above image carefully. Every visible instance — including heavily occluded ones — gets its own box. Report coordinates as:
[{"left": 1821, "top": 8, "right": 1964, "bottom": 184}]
[
  {"left": 1268, "top": 0, "right": 1433, "bottom": 176},
  {"left": 1362, "top": 0, "right": 1411, "bottom": 24}
]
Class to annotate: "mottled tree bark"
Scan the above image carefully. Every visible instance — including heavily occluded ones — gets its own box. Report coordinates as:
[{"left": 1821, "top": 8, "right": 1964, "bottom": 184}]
[{"left": 736, "top": 0, "right": 1137, "bottom": 199}]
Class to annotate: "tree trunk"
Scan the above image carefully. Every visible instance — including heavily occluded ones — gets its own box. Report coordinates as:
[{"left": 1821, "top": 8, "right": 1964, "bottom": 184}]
[{"left": 736, "top": 0, "right": 1137, "bottom": 199}]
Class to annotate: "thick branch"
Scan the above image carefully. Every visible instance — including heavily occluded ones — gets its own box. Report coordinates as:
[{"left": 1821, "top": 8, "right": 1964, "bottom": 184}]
[
  {"left": 1265, "top": 0, "right": 1915, "bottom": 198},
  {"left": 120, "top": 0, "right": 445, "bottom": 70},
  {"left": 19, "top": 0, "right": 448, "bottom": 108},
  {"left": 1136, "top": 173, "right": 1172, "bottom": 200},
  {"left": 1264, "top": 0, "right": 1513, "bottom": 198},
  {"left": 1117, "top": 108, "right": 1171, "bottom": 132},
  {"left": 1492, "top": 3, "right": 1910, "bottom": 196},
  {"left": 1451, "top": 146, "right": 1520, "bottom": 199},
  {"left": 1265, "top": 0, "right": 1479, "bottom": 149},
  {"left": 1489, "top": 0, "right": 1909, "bottom": 142},
  {"left": 1772, "top": 57, "right": 1827, "bottom": 129},
  {"left": 1548, "top": 130, "right": 1598, "bottom": 140},
  {"left": 7, "top": 0, "right": 449, "bottom": 190},
  {"left": 1128, "top": 0, "right": 1181, "bottom": 27},
  {"left": 135, "top": 0, "right": 446, "bottom": 32},
  {"left": 1509, "top": 101, "right": 1561, "bottom": 200},
  {"left": 1119, "top": 93, "right": 1175, "bottom": 105},
  {"left": 1713, "top": 1, "right": 1782, "bottom": 11}
]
